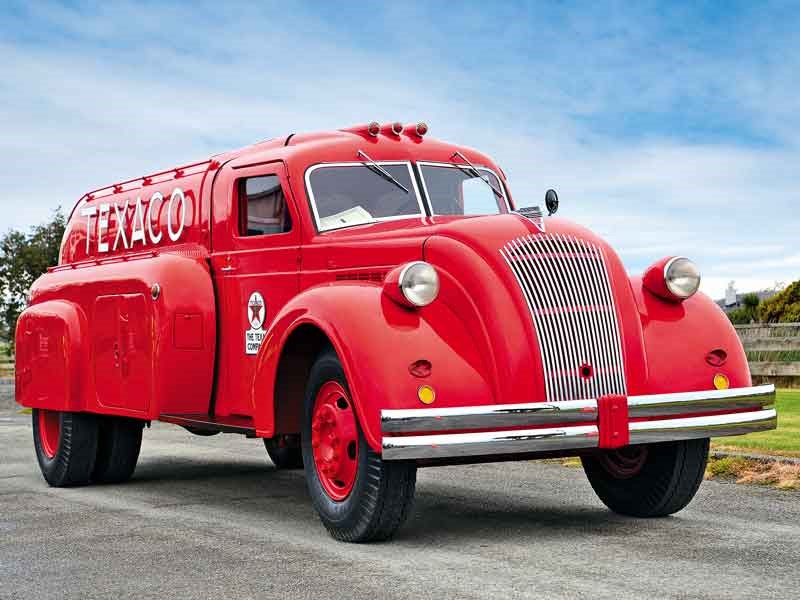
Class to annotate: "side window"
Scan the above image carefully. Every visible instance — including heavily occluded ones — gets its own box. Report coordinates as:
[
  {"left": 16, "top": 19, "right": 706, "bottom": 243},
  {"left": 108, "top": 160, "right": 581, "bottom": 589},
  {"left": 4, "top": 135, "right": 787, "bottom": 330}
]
[{"left": 237, "top": 175, "right": 292, "bottom": 236}]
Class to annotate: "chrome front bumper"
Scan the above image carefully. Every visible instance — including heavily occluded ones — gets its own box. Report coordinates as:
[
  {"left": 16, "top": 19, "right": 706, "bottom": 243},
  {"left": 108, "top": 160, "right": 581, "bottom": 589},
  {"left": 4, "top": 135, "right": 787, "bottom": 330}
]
[{"left": 380, "top": 385, "right": 777, "bottom": 461}]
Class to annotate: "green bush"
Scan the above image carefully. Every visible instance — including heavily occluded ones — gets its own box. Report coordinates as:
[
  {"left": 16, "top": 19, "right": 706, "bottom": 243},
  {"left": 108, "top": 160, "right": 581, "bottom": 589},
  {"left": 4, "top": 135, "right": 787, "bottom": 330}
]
[{"left": 759, "top": 281, "right": 800, "bottom": 323}]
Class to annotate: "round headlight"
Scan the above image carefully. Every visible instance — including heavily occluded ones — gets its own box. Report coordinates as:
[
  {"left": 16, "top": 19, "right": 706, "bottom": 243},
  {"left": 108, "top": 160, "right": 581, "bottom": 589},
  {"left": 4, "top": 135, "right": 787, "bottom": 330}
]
[
  {"left": 399, "top": 262, "right": 440, "bottom": 307},
  {"left": 664, "top": 257, "right": 701, "bottom": 299}
]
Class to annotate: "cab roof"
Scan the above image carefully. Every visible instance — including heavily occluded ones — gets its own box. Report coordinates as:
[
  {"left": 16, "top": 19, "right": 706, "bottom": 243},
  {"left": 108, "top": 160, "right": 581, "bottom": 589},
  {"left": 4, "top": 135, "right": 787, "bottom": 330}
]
[{"left": 71, "top": 123, "right": 505, "bottom": 215}]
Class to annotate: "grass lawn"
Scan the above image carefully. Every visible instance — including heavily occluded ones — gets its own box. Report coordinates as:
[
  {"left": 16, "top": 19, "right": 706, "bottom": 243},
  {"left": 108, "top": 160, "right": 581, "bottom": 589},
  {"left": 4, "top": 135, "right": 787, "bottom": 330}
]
[{"left": 712, "top": 389, "right": 800, "bottom": 457}]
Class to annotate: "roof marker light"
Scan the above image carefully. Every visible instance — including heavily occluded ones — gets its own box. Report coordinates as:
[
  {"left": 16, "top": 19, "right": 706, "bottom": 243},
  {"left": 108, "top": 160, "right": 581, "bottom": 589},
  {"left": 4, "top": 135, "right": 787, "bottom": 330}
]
[
  {"left": 381, "top": 122, "right": 403, "bottom": 137},
  {"left": 403, "top": 122, "right": 428, "bottom": 139}
]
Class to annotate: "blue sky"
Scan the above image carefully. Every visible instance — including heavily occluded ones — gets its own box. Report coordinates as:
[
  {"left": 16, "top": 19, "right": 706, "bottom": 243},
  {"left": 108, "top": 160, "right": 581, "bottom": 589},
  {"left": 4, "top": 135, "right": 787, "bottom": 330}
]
[{"left": 1, "top": 1, "right": 798, "bottom": 299}]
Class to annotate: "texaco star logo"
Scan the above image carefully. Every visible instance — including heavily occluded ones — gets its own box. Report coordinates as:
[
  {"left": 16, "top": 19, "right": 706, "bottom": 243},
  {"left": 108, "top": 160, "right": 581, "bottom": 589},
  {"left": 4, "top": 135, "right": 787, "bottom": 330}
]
[{"left": 248, "top": 292, "right": 265, "bottom": 330}]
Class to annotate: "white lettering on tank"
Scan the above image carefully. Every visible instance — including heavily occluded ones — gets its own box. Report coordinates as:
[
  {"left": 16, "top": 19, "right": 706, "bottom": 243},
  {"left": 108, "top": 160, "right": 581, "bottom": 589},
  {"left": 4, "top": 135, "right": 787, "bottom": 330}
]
[
  {"left": 130, "top": 197, "right": 146, "bottom": 247},
  {"left": 113, "top": 202, "right": 129, "bottom": 251},
  {"left": 97, "top": 203, "right": 110, "bottom": 253},
  {"left": 167, "top": 188, "right": 186, "bottom": 242},
  {"left": 147, "top": 192, "right": 163, "bottom": 244},
  {"left": 80, "top": 206, "right": 97, "bottom": 254}
]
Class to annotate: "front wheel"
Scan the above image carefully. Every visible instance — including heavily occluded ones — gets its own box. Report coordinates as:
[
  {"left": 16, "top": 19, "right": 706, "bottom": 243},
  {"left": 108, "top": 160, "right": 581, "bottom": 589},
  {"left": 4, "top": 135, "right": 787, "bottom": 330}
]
[
  {"left": 301, "top": 349, "right": 417, "bottom": 542},
  {"left": 33, "top": 409, "right": 99, "bottom": 487},
  {"left": 581, "top": 438, "right": 709, "bottom": 517}
]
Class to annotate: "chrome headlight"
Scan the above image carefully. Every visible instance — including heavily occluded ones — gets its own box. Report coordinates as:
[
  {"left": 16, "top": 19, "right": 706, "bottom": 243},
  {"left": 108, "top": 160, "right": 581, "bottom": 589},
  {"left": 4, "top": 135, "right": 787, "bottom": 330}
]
[
  {"left": 399, "top": 261, "right": 440, "bottom": 307},
  {"left": 664, "top": 257, "right": 701, "bottom": 299}
]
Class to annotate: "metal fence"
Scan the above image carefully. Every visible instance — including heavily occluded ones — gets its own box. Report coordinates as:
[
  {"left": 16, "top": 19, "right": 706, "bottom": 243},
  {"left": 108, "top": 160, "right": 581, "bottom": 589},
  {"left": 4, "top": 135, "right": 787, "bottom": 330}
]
[{"left": 735, "top": 323, "right": 800, "bottom": 387}]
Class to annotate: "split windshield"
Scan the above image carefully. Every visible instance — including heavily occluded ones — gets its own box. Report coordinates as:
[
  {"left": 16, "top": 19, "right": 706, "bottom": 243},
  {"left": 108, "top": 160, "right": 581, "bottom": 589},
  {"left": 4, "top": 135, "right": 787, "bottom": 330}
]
[
  {"left": 418, "top": 163, "right": 506, "bottom": 217},
  {"left": 306, "top": 161, "right": 507, "bottom": 232}
]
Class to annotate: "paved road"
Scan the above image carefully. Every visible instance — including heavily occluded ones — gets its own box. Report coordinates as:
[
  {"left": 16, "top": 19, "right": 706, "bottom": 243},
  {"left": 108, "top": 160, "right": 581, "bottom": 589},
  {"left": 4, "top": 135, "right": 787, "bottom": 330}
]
[{"left": 1, "top": 407, "right": 799, "bottom": 600}]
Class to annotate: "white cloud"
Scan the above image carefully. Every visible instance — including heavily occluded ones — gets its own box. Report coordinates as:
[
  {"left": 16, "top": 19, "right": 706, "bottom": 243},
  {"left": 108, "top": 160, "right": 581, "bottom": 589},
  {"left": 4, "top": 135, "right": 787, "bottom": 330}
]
[{"left": 1, "top": 2, "right": 798, "bottom": 301}]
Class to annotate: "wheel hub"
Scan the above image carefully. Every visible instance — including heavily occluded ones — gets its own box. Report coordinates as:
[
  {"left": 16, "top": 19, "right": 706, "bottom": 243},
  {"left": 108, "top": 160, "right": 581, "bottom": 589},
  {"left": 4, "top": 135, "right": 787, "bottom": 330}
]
[
  {"left": 38, "top": 409, "right": 61, "bottom": 459},
  {"left": 598, "top": 445, "right": 649, "bottom": 479},
  {"left": 311, "top": 381, "right": 359, "bottom": 500}
]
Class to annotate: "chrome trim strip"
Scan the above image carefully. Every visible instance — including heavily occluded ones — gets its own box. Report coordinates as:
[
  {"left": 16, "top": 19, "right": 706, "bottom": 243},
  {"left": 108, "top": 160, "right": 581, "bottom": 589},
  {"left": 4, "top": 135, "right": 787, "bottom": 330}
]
[
  {"left": 628, "top": 409, "right": 777, "bottom": 444},
  {"left": 381, "top": 399, "right": 597, "bottom": 433},
  {"left": 380, "top": 384, "right": 774, "bottom": 435},
  {"left": 382, "top": 425, "right": 599, "bottom": 461},
  {"left": 628, "top": 384, "right": 775, "bottom": 418}
]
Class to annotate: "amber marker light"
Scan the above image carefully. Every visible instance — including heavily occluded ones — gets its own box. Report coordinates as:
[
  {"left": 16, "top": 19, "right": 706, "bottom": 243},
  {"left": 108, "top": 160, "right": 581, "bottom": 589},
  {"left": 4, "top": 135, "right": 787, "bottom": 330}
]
[
  {"left": 713, "top": 373, "right": 730, "bottom": 390},
  {"left": 418, "top": 385, "right": 436, "bottom": 405}
]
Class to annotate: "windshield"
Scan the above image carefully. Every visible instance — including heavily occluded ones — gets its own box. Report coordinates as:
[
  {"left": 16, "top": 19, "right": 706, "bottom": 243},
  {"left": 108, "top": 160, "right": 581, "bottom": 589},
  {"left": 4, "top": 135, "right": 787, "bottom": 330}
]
[
  {"left": 419, "top": 163, "right": 507, "bottom": 216},
  {"left": 307, "top": 162, "right": 422, "bottom": 231}
]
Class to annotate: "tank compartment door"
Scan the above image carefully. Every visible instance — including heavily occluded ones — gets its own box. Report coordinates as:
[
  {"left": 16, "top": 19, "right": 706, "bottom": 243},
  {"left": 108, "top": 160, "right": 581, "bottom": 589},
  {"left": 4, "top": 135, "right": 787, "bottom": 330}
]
[{"left": 92, "top": 294, "right": 152, "bottom": 413}]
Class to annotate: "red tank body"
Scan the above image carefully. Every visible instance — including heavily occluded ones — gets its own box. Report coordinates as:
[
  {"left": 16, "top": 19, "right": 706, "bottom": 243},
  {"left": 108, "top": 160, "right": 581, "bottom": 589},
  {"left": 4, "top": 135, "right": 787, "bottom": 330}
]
[{"left": 16, "top": 122, "right": 776, "bottom": 542}]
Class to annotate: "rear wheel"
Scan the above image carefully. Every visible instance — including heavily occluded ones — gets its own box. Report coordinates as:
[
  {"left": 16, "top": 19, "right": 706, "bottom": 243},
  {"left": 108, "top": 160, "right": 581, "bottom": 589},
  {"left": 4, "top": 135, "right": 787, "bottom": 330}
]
[
  {"left": 33, "top": 409, "right": 98, "bottom": 487},
  {"left": 92, "top": 417, "right": 144, "bottom": 483},
  {"left": 264, "top": 440, "right": 304, "bottom": 469},
  {"left": 301, "top": 349, "right": 417, "bottom": 542},
  {"left": 582, "top": 439, "right": 709, "bottom": 517}
]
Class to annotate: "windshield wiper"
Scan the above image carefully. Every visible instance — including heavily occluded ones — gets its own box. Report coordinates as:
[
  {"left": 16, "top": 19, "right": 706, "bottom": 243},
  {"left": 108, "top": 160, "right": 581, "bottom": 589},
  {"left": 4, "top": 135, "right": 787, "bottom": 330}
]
[
  {"left": 450, "top": 151, "right": 503, "bottom": 198},
  {"left": 357, "top": 150, "right": 409, "bottom": 194}
]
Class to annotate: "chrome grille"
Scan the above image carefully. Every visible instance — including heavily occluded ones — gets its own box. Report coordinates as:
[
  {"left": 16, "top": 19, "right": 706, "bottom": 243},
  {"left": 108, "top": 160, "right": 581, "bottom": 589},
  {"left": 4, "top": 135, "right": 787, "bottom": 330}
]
[{"left": 500, "top": 233, "right": 627, "bottom": 402}]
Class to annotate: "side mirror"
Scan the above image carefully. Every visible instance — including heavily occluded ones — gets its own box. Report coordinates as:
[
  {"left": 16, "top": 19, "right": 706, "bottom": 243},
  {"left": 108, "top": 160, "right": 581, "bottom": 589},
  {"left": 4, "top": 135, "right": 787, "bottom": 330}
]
[{"left": 545, "top": 189, "right": 559, "bottom": 216}]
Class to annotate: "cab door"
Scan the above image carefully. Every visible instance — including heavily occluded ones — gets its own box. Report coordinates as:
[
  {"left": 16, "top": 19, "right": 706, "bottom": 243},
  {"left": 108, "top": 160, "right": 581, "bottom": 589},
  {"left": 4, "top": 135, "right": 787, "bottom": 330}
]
[{"left": 210, "top": 161, "right": 300, "bottom": 417}]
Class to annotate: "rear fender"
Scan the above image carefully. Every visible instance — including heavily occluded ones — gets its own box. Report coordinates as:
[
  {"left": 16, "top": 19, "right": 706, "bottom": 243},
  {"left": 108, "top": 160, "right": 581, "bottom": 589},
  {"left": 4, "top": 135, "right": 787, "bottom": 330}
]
[
  {"left": 15, "top": 300, "right": 88, "bottom": 411},
  {"left": 252, "top": 284, "right": 494, "bottom": 452}
]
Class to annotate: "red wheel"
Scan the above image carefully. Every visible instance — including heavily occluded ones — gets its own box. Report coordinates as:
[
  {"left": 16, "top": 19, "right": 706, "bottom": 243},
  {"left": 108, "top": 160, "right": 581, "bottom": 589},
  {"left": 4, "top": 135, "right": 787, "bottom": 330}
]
[
  {"left": 32, "top": 409, "right": 98, "bottom": 487},
  {"left": 596, "top": 446, "right": 648, "bottom": 479},
  {"left": 311, "top": 381, "right": 359, "bottom": 501},
  {"left": 302, "top": 348, "right": 417, "bottom": 542},
  {"left": 38, "top": 409, "right": 61, "bottom": 459}
]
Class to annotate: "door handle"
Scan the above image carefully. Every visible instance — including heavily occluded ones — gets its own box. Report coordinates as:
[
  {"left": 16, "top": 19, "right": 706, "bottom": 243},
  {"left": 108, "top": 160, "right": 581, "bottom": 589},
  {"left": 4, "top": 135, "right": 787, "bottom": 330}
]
[{"left": 220, "top": 265, "right": 238, "bottom": 273}]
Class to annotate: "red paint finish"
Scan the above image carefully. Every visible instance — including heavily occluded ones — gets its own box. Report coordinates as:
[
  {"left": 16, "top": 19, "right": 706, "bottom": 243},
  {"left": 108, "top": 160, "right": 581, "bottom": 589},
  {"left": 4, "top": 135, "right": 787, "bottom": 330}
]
[{"left": 16, "top": 124, "right": 754, "bottom": 462}]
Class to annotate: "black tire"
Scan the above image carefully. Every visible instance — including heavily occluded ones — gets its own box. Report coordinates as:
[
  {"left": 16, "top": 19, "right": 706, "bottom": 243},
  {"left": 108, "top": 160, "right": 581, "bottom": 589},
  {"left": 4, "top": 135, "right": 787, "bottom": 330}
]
[
  {"left": 183, "top": 426, "right": 220, "bottom": 437},
  {"left": 33, "top": 409, "right": 98, "bottom": 487},
  {"left": 582, "top": 438, "right": 709, "bottom": 517},
  {"left": 92, "top": 417, "right": 144, "bottom": 484},
  {"left": 264, "top": 441, "right": 304, "bottom": 469},
  {"left": 301, "top": 348, "right": 417, "bottom": 542}
]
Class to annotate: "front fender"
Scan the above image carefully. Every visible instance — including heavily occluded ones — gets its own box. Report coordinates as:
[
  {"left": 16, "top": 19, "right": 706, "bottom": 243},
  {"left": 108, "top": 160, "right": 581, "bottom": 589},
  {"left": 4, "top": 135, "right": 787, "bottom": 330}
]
[
  {"left": 631, "top": 275, "right": 751, "bottom": 393},
  {"left": 15, "top": 300, "right": 88, "bottom": 411},
  {"left": 252, "top": 283, "right": 494, "bottom": 452}
]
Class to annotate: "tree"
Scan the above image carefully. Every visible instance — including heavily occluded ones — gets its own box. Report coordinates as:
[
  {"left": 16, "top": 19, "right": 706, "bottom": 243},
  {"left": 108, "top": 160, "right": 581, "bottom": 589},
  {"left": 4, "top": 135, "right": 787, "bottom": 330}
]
[
  {"left": 727, "top": 292, "right": 761, "bottom": 325},
  {"left": 759, "top": 280, "right": 800, "bottom": 323},
  {"left": 0, "top": 209, "right": 66, "bottom": 354}
]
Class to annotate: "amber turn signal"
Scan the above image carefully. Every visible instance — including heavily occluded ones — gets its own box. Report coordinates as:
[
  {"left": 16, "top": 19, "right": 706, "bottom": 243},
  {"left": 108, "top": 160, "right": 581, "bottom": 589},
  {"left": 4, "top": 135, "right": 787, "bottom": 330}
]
[
  {"left": 713, "top": 373, "right": 730, "bottom": 390},
  {"left": 418, "top": 385, "right": 436, "bottom": 405}
]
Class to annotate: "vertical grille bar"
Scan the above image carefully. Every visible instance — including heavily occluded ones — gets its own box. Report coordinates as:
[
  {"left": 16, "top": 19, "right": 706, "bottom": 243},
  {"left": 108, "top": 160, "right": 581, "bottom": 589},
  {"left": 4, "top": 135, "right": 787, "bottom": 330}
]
[{"left": 501, "top": 233, "right": 627, "bottom": 401}]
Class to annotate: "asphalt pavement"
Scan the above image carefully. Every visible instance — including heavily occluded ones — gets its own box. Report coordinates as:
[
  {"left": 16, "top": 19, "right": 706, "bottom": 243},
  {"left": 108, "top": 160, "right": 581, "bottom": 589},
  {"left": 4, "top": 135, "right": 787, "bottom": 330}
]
[{"left": 1, "top": 402, "right": 799, "bottom": 600}]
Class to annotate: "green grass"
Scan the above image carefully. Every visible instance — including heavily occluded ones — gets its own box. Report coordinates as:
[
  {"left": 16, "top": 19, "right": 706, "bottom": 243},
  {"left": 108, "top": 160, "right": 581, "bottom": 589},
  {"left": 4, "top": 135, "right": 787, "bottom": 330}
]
[{"left": 712, "top": 389, "right": 800, "bottom": 456}]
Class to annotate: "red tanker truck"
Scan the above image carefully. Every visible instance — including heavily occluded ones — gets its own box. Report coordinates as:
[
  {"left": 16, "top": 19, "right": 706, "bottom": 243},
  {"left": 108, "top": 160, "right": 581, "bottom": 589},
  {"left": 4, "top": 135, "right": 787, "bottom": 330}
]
[{"left": 16, "top": 122, "right": 776, "bottom": 542}]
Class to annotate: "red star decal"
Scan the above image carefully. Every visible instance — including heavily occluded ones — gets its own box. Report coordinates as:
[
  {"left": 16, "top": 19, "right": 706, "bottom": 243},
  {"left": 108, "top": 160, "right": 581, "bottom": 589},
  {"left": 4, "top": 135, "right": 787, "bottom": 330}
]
[{"left": 250, "top": 303, "right": 262, "bottom": 323}]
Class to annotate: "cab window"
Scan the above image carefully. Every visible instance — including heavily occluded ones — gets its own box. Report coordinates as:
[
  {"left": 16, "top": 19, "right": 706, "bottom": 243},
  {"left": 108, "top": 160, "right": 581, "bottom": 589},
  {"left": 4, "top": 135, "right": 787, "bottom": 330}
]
[
  {"left": 237, "top": 175, "right": 292, "bottom": 236},
  {"left": 418, "top": 163, "right": 507, "bottom": 216}
]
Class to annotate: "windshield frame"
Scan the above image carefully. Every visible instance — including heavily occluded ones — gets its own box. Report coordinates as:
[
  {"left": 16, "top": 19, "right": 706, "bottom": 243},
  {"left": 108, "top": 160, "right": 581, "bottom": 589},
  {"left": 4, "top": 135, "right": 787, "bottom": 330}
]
[
  {"left": 305, "top": 160, "right": 425, "bottom": 233},
  {"left": 417, "top": 161, "right": 510, "bottom": 216}
]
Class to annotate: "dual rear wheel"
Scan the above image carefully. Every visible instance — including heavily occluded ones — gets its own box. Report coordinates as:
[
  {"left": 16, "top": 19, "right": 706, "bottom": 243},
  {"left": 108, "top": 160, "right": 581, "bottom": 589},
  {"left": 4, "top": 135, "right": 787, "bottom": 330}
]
[{"left": 33, "top": 409, "right": 143, "bottom": 487}]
